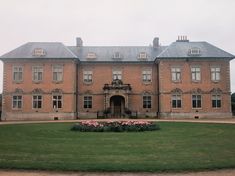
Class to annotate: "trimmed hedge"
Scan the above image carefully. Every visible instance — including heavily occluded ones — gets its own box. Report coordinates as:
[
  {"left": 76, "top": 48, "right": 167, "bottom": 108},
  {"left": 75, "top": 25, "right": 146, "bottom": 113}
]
[{"left": 71, "top": 120, "right": 160, "bottom": 132}]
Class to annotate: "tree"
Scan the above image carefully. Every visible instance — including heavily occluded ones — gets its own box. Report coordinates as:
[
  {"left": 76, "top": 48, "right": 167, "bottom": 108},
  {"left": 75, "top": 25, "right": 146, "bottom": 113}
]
[
  {"left": 231, "top": 93, "right": 235, "bottom": 115},
  {"left": 0, "top": 94, "right": 2, "bottom": 107},
  {"left": 0, "top": 94, "right": 2, "bottom": 120}
]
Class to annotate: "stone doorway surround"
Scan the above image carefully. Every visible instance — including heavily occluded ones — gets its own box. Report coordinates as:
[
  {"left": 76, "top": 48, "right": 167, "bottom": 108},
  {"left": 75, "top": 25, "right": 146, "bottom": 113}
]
[{"left": 103, "top": 79, "right": 132, "bottom": 116}]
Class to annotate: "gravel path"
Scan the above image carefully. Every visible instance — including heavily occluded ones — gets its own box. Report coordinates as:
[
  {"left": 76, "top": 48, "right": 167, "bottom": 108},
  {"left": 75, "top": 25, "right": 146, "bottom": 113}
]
[
  {"left": 0, "top": 118, "right": 235, "bottom": 125},
  {"left": 1, "top": 169, "right": 235, "bottom": 176}
]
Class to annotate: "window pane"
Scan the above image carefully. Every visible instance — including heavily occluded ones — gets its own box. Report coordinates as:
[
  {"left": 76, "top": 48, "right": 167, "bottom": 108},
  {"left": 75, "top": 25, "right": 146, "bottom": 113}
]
[
  {"left": 197, "top": 99, "right": 201, "bottom": 108},
  {"left": 53, "top": 66, "right": 63, "bottom": 81},
  {"left": 143, "top": 95, "right": 151, "bottom": 108},
  {"left": 12, "top": 95, "right": 22, "bottom": 109},
  {"left": 13, "top": 66, "right": 23, "bottom": 81},
  {"left": 18, "top": 101, "right": 22, "bottom": 108},
  {"left": 172, "top": 68, "right": 181, "bottom": 81},
  {"left": 84, "top": 96, "right": 92, "bottom": 108},
  {"left": 58, "top": 101, "right": 62, "bottom": 108},
  {"left": 211, "top": 67, "right": 220, "bottom": 81},
  {"left": 38, "top": 72, "right": 43, "bottom": 81},
  {"left": 172, "top": 73, "right": 176, "bottom": 81},
  {"left": 216, "top": 72, "right": 220, "bottom": 80},
  {"left": 212, "top": 95, "right": 221, "bottom": 108},
  {"left": 53, "top": 101, "right": 57, "bottom": 108},
  {"left": 212, "top": 72, "right": 215, "bottom": 80},
  {"left": 57, "top": 73, "right": 62, "bottom": 81},
  {"left": 196, "top": 72, "right": 201, "bottom": 80},
  {"left": 33, "top": 101, "right": 37, "bottom": 108},
  {"left": 191, "top": 67, "right": 200, "bottom": 81},
  {"left": 172, "top": 100, "right": 176, "bottom": 108},
  {"left": 18, "top": 72, "right": 22, "bottom": 80},
  {"left": 192, "top": 100, "right": 196, "bottom": 108},
  {"left": 53, "top": 73, "right": 57, "bottom": 81},
  {"left": 38, "top": 101, "right": 42, "bottom": 108},
  {"left": 177, "top": 100, "right": 181, "bottom": 108},
  {"left": 192, "top": 95, "right": 201, "bottom": 108},
  {"left": 212, "top": 100, "right": 217, "bottom": 108}
]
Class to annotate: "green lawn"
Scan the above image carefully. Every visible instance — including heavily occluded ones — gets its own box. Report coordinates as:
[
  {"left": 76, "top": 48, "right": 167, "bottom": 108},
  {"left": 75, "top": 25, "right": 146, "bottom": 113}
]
[{"left": 0, "top": 122, "right": 235, "bottom": 172}]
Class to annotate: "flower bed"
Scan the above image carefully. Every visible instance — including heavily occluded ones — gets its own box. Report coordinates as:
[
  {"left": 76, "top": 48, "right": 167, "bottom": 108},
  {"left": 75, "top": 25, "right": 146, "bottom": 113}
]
[{"left": 71, "top": 120, "right": 160, "bottom": 132}]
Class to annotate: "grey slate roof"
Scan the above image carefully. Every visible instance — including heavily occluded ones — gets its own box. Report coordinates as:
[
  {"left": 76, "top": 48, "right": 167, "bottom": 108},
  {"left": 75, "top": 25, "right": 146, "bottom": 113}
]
[
  {"left": 68, "top": 46, "right": 167, "bottom": 62},
  {"left": 0, "top": 42, "right": 77, "bottom": 59},
  {"left": 1, "top": 40, "right": 234, "bottom": 61},
  {"left": 158, "top": 41, "right": 234, "bottom": 58}
]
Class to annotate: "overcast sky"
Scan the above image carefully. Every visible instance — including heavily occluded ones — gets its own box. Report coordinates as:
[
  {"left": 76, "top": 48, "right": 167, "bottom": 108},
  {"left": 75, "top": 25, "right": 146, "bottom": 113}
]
[{"left": 0, "top": 0, "right": 235, "bottom": 93}]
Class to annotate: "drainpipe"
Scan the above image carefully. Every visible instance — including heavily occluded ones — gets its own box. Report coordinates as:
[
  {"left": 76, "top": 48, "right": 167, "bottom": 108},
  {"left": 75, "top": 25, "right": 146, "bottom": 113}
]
[
  {"left": 156, "top": 59, "right": 160, "bottom": 118},
  {"left": 75, "top": 60, "right": 79, "bottom": 119}
]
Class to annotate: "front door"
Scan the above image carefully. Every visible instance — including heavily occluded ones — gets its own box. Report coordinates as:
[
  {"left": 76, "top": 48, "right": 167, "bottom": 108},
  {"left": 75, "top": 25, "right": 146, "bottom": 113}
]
[{"left": 110, "top": 96, "right": 125, "bottom": 118}]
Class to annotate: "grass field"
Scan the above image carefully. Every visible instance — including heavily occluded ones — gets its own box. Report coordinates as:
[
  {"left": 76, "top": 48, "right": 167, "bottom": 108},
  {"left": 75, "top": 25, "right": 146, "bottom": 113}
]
[{"left": 0, "top": 122, "right": 235, "bottom": 172}]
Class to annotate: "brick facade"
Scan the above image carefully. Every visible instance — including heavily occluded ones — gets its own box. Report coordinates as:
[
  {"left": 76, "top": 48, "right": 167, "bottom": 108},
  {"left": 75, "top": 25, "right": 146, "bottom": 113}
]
[
  {"left": 0, "top": 38, "right": 234, "bottom": 120},
  {"left": 1, "top": 59, "right": 77, "bottom": 120}
]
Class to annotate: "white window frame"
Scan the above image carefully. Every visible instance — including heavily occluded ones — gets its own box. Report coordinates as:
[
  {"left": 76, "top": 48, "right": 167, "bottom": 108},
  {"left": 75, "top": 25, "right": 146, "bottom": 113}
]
[
  {"left": 211, "top": 66, "right": 221, "bottom": 82},
  {"left": 171, "top": 94, "right": 182, "bottom": 108},
  {"left": 86, "top": 52, "right": 97, "bottom": 59},
  {"left": 113, "top": 70, "right": 122, "bottom": 80},
  {"left": 113, "top": 52, "right": 121, "bottom": 59},
  {"left": 33, "top": 48, "right": 46, "bottom": 56},
  {"left": 12, "top": 95, "right": 23, "bottom": 109},
  {"left": 138, "top": 52, "right": 147, "bottom": 60},
  {"left": 191, "top": 66, "right": 201, "bottom": 82},
  {"left": 13, "top": 66, "right": 23, "bottom": 82},
  {"left": 171, "top": 67, "right": 181, "bottom": 82},
  {"left": 83, "top": 70, "right": 93, "bottom": 83},
  {"left": 52, "top": 65, "right": 63, "bottom": 82},
  {"left": 212, "top": 94, "right": 221, "bottom": 108},
  {"left": 143, "top": 95, "right": 151, "bottom": 109},
  {"left": 188, "top": 48, "right": 201, "bottom": 56},
  {"left": 84, "top": 95, "right": 92, "bottom": 109},
  {"left": 32, "top": 66, "right": 43, "bottom": 82},
  {"left": 142, "top": 69, "right": 152, "bottom": 83},
  {"left": 52, "top": 94, "right": 63, "bottom": 109},
  {"left": 32, "top": 95, "right": 43, "bottom": 109},
  {"left": 192, "top": 94, "right": 202, "bottom": 109}
]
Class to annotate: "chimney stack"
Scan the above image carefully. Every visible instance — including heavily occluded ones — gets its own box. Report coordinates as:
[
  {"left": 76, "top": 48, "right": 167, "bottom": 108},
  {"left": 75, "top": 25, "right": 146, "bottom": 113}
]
[
  {"left": 176, "top": 35, "right": 189, "bottom": 42},
  {"left": 76, "top": 37, "right": 83, "bottom": 47},
  {"left": 153, "top": 37, "right": 159, "bottom": 48}
]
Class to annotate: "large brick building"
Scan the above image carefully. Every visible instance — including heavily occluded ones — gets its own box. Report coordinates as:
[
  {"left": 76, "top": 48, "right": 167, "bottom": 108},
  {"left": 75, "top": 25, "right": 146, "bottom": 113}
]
[{"left": 0, "top": 36, "right": 234, "bottom": 120}]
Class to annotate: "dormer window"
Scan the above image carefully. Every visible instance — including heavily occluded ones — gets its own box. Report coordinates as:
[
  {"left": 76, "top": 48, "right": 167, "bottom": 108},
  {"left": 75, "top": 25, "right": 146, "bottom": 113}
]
[
  {"left": 113, "top": 52, "right": 122, "bottom": 59},
  {"left": 33, "top": 48, "right": 46, "bottom": 57},
  {"left": 138, "top": 52, "right": 148, "bottom": 60},
  {"left": 188, "top": 47, "right": 201, "bottom": 56},
  {"left": 86, "top": 52, "right": 96, "bottom": 60}
]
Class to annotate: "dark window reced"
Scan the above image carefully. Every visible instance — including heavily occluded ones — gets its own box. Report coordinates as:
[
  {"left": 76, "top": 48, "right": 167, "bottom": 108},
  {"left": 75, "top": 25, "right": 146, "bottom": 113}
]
[
  {"left": 192, "top": 95, "right": 201, "bottom": 108},
  {"left": 84, "top": 96, "right": 92, "bottom": 109},
  {"left": 143, "top": 95, "right": 151, "bottom": 108}
]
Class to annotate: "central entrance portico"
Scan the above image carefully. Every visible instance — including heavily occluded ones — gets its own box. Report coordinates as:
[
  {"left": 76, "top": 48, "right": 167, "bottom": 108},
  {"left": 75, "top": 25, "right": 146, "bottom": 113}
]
[{"left": 103, "top": 79, "right": 132, "bottom": 118}]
